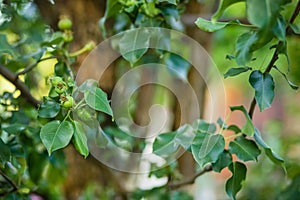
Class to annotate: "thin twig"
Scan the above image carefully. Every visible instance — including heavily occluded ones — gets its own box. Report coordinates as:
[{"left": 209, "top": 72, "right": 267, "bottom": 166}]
[
  {"left": 248, "top": 0, "right": 300, "bottom": 118},
  {"left": 288, "top": 1, "right": 300, "bottom": 29},
  {"left": 167, "top": 164, "right": 212, "bottom": 190},
  {"left": 0, "top": 64, "right": 41, "bottom": 107},
  {"left": 248, "top": 98, "right": 256, "bottom": 119},
  {"left": 0, "top": 169, "right": 18, "bottom": 193},
  {"left": 16, "top": 56, "right": 59, "bottom": 76},
  {"left": 63, "top": 56, "right": 75, "bottom": 80}
]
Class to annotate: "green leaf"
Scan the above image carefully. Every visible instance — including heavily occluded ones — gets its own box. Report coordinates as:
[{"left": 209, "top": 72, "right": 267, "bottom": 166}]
[
  {"left": 191, "top": 133, "right": 225, "bottom": 167},
  {"left": 246, "top": 0, "right": 289, "bottom": 28},
  {"left": 249, "top": 70, "right": 275, "bottom": 111},
  {"left": 164, "top": 53, "right": 191, "bottom": 80},
  {"left": 99, "top": 0, "right": 122, "bottom": 38},
  {"left": 193, "top": 119, "right": 216, "bottom": 133},
  {"left": 273, "top": 66, "right": 298, "bottom": 90},
  {"left": 174, "top": 124, "right": 195, "bottom": 150},
  {"left": 153, "top": 131, "right": 178, "bottom": 156},
  {"left": 3, "top": 123, "right": 26, "bottom": 134},
  {"left": 38, "top": 99, "right": 61, "bottom": 118},
  {"left": 235, "top": 31, "right": 258, "bottom": 66},
  {"left": 212, "top": 0, "right": 245, "bottom": 21},
  {"left": 73, "top": 121, "right": 89, "bottom": 158},
  {"left": 271, "top": 15, "right": 286, "bottom": 41},
  {"left": 0, "top": 138, "right": 11, "bottom": 167},
  {"left": 254, "top": 128, "right": 285, "bottom": 170},
  {"left": 225, "top": 162, "right": 247, "bottom": 200},
  {"left": 54, "top": 62, "right": 68, "bottom": 77},
  {"left": 158, "top": 0, "right": 177, "bottom": 5},
  {"left": 228, "top": 136, "right": 261, "bottom": 162},
  {"left": 119, "top": 29, "right": 150, "bottom": 66},
  {"left": 40, "top": 120, "right": 74, "bottom": 155},
  {"left": 290, "top": 24, "right": 300, "bottom": 34},
  {"left": 230, "top": 106, "right": 254, "bottom": 136},
  {"left": 227, "top": 125, "right": 242, "bottom": 134},
  {"left": 212, "top": 150, "right": 232, "bottom": 172},
  {"left": 195, "top": 18, "right": 240, "bottom": 32},
  {"left": 0, "top": 34, "right": 13, "bottom": 55},
  {"left": 78, "top": 79, "right": 99, "bottom": 92},
  {"left": 153, "top": 124, "right": 194, "bottom": 156},
  {"left": 276, "top": 41, "right": 291, "bottom": 71},
  {"left": 84, "top": 86, "right": 113, "bottom": 116},
  {"left": 224, "top": 67, "right": 251, "bottom": 78},
  {"left": 217, "top": 117, "right": 227, "bottom": 129}
]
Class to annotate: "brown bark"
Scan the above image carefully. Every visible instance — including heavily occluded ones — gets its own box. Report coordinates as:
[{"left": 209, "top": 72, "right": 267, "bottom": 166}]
[{"left": 175, "top": 1, "right": 214, "bottom": 178}]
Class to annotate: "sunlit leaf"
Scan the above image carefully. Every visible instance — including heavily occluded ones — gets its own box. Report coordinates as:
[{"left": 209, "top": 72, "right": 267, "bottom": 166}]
[
  {"left": 73, "top": 121, "right": 89, "bottom": 158},
  {"left": 195, "top": 18, "right": 236, "bottom": 32},
  {"left": 246, "top": 0, "right": 290, "bottom": 28},
  {"left": 230, "top": 106, "right": 254, "bottom": 136},
  {"left": 229, "top": 136, "right": 261, "bottom": 161},
  {"left": 273, "top": 66, "right": 298, "bottom": 90},
  {"left": 84, "top": 86, "right": 113, "bottom": 116},
  {"left": 192, "top": 133, "right": 225, "bottom": 167},
  {"left": 212, "top": 0, "right": 245, "bottom": 21},
  {"left": 254, "top": 128, "right": 285, "bottom": 171},
  {"left": 40, "top": 120, "right": 74, "bottom": 155}
]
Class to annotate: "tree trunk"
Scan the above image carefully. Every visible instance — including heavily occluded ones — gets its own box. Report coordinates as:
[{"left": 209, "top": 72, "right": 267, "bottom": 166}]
[
  {"left": 175, "top": 0, "right": 214, "bottom": 182},
  {"left": 35, "top": 1, "right": 126, "bottom": 199}
]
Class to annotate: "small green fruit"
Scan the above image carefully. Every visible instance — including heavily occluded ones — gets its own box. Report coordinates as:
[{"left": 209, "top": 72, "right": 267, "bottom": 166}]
[
  {"left": 51, "top": 76, "right": 63, "bottom": 86},
  {"left": 58, "top": 18, "right": 72, "bottom": 30},
  {"left": 62, "top": 96, "right": 74, "bottom": 109},
  {"left": 63, "top": 31, "right": 74, "bottom": 43},
  {"left": 55, "top": 83, "right": 67, "bottom": 94}
]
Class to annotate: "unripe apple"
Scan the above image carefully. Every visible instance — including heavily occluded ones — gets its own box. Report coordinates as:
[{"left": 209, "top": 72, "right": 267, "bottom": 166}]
[
  {"left": 58, "top": 18, "right": 72, "bottom": 30},
  {"left": 61, "top": 95, "right": 74, "bottom": 109}
]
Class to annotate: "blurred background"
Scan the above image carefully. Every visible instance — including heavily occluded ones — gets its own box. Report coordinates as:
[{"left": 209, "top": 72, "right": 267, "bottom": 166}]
[{"left": 0, "top": 0, "right": 300, "bottom": 199}]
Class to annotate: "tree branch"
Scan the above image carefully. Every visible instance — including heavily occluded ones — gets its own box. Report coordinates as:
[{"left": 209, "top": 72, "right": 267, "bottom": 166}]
[
  {"left": 167, "top": 164, "right": 212, "bottom": 190},
  {"left": 248, "top": 0, "right": 300, "bottom": 118},
  {"left": 0, "top": 64, "right": 41, "bottom": 108},
  {"left": 0, "top": 169, "right": 18, "bottom": 195},
  {"left": 16, "top": 56, "right": 59, "bottom": 76}
]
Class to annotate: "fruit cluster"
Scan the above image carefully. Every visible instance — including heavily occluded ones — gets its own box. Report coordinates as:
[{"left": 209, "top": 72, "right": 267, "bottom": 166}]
[{"left": 50, "top": 76, "right": 74, "bottom": 109}]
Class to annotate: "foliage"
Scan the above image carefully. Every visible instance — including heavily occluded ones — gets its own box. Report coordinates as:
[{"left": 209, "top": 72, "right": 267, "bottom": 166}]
[{"left": 0, "top": 0, "right": 300, "bottom": 199}]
